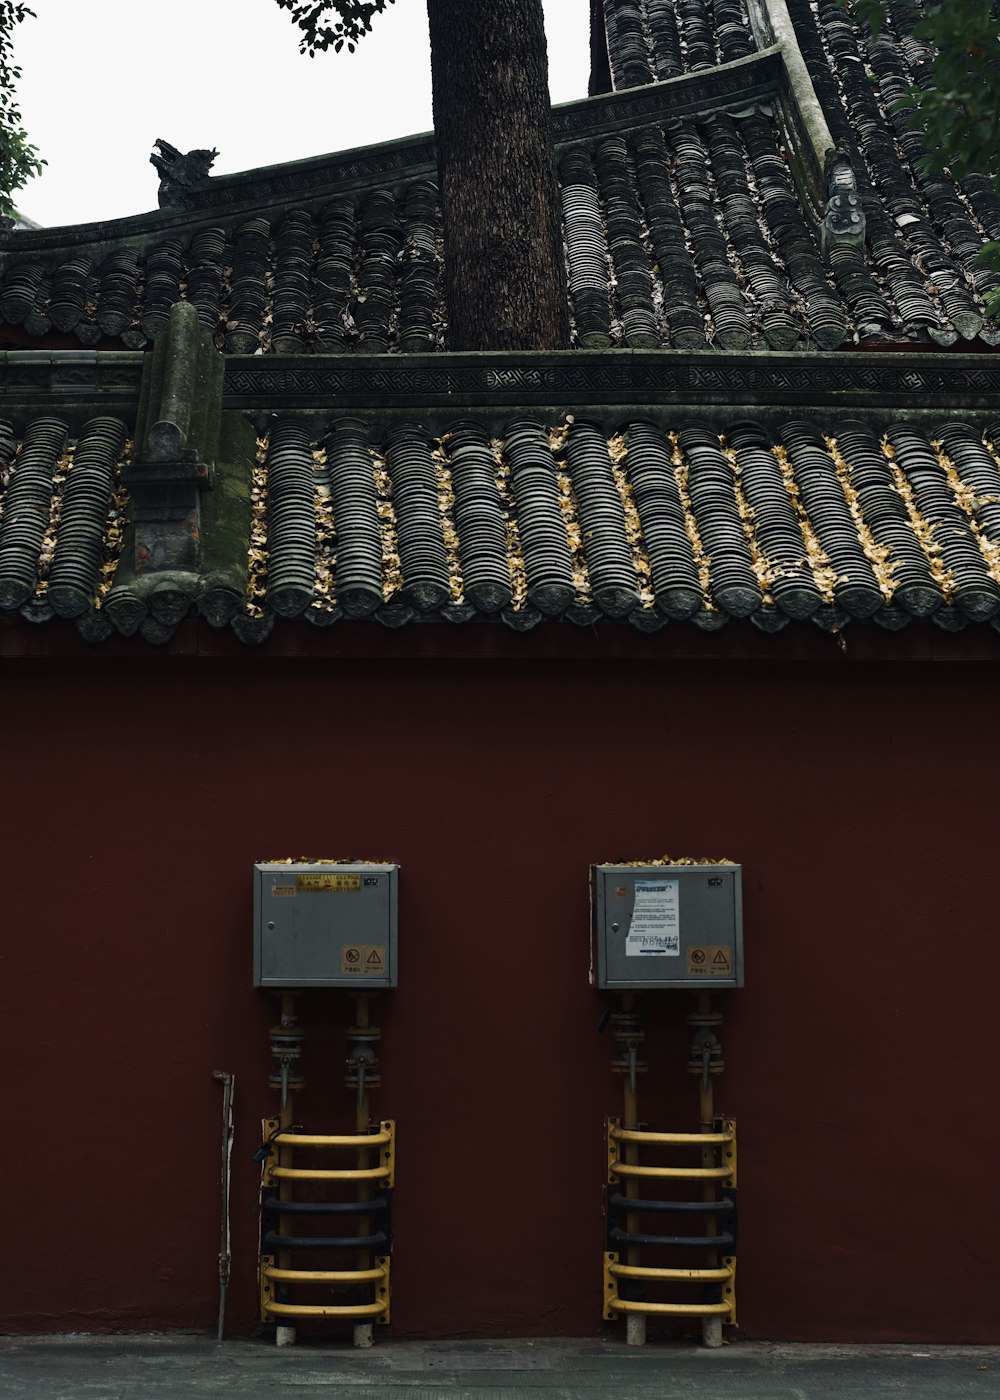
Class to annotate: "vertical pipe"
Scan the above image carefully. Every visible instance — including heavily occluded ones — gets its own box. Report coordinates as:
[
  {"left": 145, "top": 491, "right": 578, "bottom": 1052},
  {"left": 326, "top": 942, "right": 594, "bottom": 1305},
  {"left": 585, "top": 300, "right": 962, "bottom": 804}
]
[
  {"left": 697, "top": 992, "right": 723, "bottom": 1349},
  {"left": 353, "top": 993, "right": 374, "bottom": 1349},
  {"left": 275, "top": 993, "right": 297, "bottom": 1348},
  {"left": 621, "top": 992, "right": 646, "bottom": 1348},
  {"left": 212, "top": 1070, "right": 235, "bottom": 1343}
]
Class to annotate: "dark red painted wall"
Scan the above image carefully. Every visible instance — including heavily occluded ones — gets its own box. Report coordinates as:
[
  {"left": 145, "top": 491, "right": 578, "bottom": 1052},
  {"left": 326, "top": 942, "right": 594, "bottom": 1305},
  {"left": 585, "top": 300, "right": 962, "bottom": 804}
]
[{"left": 3, "top": 651, "right": 999, "bottom": 1342}]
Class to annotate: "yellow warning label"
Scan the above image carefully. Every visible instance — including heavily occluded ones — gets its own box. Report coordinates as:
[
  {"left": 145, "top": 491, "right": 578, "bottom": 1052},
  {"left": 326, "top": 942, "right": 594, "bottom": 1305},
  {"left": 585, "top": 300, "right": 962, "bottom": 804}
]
[
  {"left": 687, "top": 945, "right": 733, "bottom": 977},
  {"left": 298, "top": 873, "right": 361, "bottom": 893},
  {"left": 340, "top": 944, "right": 387, "bottom": 976}
]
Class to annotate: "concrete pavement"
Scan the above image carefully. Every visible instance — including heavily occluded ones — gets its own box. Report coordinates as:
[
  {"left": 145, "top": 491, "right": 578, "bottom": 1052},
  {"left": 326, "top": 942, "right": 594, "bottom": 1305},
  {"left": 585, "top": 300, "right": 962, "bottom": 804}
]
[{"left": 0, "top": 1336, "right": 996, "bottom": 1399}]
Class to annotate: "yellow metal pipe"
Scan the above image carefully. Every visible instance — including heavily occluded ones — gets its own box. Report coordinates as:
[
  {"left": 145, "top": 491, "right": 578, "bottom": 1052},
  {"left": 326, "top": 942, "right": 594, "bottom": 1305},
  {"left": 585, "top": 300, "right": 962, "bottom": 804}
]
[
  {"left": 270, "top": 1165, "right": 390, "bottom": 1181},
  {"left": 264, "top": 1300, "right": 388, "bottom": 1319},
  {"left": 609, "top": 1263, "right": 732, "bottom": 1282},
  {"left": 273, "top": 1131, "right": 392, "bottom": 1148},
  {"left": 610, "top": 1162, "right": 733, "bottom": 1179},
  {"left": 608, "top": 1299, "right": 732, "bottom": 1316},
  {"left": 611, "top": 1128, "right": 732, "bottom": 1145},
  {"left": 264, "top": 1267, "right": 385, "bottom": 1284}
]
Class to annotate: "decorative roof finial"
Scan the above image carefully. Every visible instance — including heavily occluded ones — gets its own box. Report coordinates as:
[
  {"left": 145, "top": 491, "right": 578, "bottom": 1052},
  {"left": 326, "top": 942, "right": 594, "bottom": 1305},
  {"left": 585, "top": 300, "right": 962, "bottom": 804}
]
[
  {"left": 150, "top": 139, "right": 218, "bottom": 211},
  {"left": 823, "top": 145, "right": 865, "bottom": 252}
]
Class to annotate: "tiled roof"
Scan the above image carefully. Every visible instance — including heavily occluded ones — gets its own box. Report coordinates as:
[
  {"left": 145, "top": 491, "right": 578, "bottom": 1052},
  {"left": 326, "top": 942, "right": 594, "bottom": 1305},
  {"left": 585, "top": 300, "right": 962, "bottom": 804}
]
[
  {"left": 0, "top": 185, "right": 446, "bottom": 356},
  {"left": 5, "top": 408, "right": 1000, "bottom": 645},
  {"left": 2, "top": 105, "right": 848, "bottom": 356},
  {"left": 0, "top": 104, "right": 950, "bottom": 357},
  {"left": 1, "top": 8, "right": 997, "bottom": 657},
  {"left": 599, "top": 0, "right": 1000, "bottom": 345},
  {"left": 601, "top": 0, "right": 759, "bottom": 86},
  {"left": 562, "top": 112, "right": 857, "bottom": 350},
  {"left": 782, "top": 0, "right": 1000, "bottom": 342},
  {"left": 0, "top": 414, "right": 129, "bottom": 621},
  {"left": 2, "top": 0, "right": 995, "bottom": 355}
]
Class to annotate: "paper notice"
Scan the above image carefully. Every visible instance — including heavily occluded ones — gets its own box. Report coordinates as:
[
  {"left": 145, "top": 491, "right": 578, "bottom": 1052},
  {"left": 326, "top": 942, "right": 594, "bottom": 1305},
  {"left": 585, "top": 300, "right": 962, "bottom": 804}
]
[{"left": 625, "top": 879, "right": 680, "bottom": 956}]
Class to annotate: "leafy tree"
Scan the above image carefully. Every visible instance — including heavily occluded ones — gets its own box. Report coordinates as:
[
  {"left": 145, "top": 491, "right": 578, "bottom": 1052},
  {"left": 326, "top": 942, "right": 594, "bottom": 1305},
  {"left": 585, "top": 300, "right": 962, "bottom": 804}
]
[
  {"left": 274, "top": 0, "right": 396, "bottom": 53},
  {"left": 275, "top": 0, "right": 570, "bottom": 351},
  {"left": 0, "top": 1, "right": 44, "bottom": 221},
  {"left": 847, "top": 0, "right": 1000, "bottom": 314}
]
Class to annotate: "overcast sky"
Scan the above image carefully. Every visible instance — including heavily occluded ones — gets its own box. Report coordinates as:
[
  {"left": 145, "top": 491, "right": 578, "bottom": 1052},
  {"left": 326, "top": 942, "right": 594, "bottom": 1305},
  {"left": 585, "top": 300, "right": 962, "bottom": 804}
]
[{"left": 14, "top": 0, "right": 590, "bottom": 229}]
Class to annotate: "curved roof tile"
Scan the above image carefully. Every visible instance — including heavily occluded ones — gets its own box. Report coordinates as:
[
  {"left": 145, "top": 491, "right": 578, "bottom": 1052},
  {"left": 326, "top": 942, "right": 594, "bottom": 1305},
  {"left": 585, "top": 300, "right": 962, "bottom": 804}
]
[{"left": 5, "top": 409, "right": 1000, "bottom": 644}]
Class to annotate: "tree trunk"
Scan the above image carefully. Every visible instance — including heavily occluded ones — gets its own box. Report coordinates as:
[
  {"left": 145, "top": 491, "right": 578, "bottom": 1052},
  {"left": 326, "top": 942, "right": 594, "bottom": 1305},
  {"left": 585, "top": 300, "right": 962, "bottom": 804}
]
[
  {"left": 425, "top": 0, "right": 571, "bottom": 351},
  {"left": 589, "top": 0, "right": 613, "bottom": 95}
]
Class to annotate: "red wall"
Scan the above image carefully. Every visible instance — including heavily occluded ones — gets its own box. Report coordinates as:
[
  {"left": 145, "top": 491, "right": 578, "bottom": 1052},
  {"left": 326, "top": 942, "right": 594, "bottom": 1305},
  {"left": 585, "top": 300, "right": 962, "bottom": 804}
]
[{"left": 3, "top": 647, "right": 999, "bottom": 1342}]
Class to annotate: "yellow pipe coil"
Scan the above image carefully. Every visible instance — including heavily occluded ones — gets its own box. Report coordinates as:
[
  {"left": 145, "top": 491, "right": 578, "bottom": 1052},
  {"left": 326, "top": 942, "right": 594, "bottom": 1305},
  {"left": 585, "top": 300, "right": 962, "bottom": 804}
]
[
  {"left": 610, "top": 1161, "right": 733, "bottom": 1179},
  {"left": 273, "top": 1131, "right": 392, "bottom": 1148},
  {"left": 609, "top": 1262, "right": 732, "bottom": 1282},
  {"left": 263, "top": 1266, "right": 385, "bottom": 1284},
  {"left": 263, "top": 1300, "right": 387, "bottom": 1319},
  {"left": 611, "top": 1128, "right": 733, "bottom": 1146},
  {"left": 270, "top": 1165, "right": 390, "bottom": 1181},
  {"left": 607, "top": 1299, "right": 732, "bottom": 1316}
]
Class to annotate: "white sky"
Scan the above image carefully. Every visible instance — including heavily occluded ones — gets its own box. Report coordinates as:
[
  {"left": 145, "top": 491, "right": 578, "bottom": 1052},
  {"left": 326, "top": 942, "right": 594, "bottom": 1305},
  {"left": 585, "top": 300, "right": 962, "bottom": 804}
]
[{"left": 14, "top": 0, "right": 591, "bottom": 229}]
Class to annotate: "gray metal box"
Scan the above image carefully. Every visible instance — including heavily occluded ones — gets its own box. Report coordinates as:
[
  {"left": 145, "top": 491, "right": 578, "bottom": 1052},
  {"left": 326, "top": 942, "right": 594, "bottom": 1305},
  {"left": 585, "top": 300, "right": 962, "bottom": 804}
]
[
  {"left": 591, "top": 864, "right": 743, "bottom": 990},
  {"left": 253, "top": 863, "right": 398, "bottom": 989}
]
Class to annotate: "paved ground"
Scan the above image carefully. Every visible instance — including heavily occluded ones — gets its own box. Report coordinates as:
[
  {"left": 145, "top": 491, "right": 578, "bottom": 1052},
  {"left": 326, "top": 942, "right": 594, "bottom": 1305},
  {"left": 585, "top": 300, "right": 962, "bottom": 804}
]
[{"left": 0, "top": 1337, "right": 997, "bottom": 1400}]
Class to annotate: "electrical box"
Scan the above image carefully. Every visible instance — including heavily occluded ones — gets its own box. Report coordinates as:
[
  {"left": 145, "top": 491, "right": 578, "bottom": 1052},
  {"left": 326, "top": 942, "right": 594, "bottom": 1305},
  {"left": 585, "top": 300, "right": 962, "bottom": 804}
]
[
  {"left": 591, "top": 864, "right": 743, "bottom": 990},
  {"left": 254, "top": 863, "right": 398, "bottom": 989}
]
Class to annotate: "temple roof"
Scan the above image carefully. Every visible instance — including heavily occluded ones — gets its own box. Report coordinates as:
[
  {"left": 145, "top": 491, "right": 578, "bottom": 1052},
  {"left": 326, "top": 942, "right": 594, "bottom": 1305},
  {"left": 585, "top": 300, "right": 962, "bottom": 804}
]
[
  {"left": 0, "top": 1, "right": 997, "bottom": 653},
  {"left": 3, "top": 361, "right": 1000, "bottom": 647},
  {"left": 597, "top": 0, "right": 1000, "bottom": 345},
  {"left": 1, "top": 0, "right": 996, "bottom": 356}
]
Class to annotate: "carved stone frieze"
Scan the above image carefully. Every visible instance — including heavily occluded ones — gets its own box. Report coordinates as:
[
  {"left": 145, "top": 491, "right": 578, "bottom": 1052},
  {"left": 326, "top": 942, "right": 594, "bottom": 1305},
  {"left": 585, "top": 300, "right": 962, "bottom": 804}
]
[{"left": 221, "top": 351, "right": 1000, "bottom": 417}]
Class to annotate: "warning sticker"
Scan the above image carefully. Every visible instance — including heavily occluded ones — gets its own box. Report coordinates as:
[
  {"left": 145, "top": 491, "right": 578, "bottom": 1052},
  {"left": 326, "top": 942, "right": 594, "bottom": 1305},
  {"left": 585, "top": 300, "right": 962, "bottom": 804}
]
[
  {"left": 340, "top": 944, "right": 387, "bottom": 976},
  {"left": 298, "top": 873, "right": 361, "bottom": 893},
  {"left": 271, "top": 885, "right": 296, "bottom": 898},
  {"left": 687, "top": 945, "right": 733, "bottom": 977}
]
